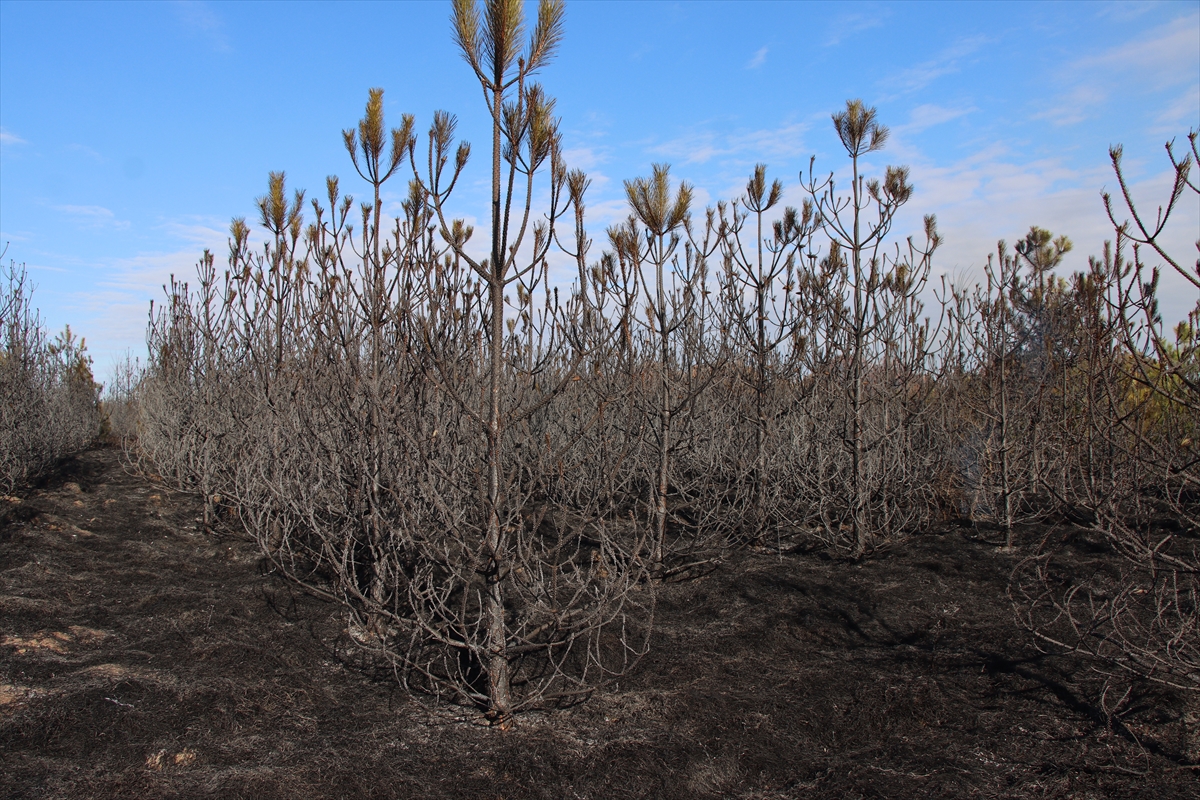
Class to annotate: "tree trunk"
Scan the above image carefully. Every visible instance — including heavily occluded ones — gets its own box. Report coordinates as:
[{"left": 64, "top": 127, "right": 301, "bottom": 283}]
[{"left": 484, "top": 78, "right": 512, "bottom": 722}]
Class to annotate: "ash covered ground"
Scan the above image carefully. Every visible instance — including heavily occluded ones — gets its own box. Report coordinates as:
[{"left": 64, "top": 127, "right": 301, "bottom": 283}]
[{"left": 1, "top": 447, "right": 1196, "bottom": 799}]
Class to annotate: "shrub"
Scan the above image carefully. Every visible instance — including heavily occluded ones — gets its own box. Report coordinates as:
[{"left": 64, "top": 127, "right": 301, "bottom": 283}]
[{"left": 0, "top": 259, "right": 101, "bottom": 491}]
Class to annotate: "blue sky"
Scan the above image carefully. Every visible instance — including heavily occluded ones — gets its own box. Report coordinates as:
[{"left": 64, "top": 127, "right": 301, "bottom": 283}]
[{"left": 1, "top": 0, "right": 1197, "bottom": 375}]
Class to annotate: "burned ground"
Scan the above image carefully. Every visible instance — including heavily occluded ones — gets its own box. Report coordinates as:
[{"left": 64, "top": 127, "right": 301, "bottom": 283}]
[{"left": 0, "top": 446, "right": 1196, "bottom": 799}]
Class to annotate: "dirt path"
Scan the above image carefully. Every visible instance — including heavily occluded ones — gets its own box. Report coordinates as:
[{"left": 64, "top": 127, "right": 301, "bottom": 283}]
[{"left": 1, "top": 447, "right": 1196, "bottom": 799}]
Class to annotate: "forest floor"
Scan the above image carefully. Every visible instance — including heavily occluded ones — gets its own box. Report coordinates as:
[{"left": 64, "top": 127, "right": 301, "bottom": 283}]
[{"left": 0, "top": 445, "right": 1197, "bottom": 799}]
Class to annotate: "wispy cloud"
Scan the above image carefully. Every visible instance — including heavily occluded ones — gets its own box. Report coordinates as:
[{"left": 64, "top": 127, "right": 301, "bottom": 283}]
[
  {"left": 1098, "top": 0, "right": 1168, "bottom": 23},
  {"left": 648, "top": 120, "right": 812, "bottom": 165},
  {"left": 0, "top": 128, "right": 27, "bottom": 145},
  {"left": 0, "top": 229, "right": 33, "bottom": 244},
  {"left": 67, "top": 143, "right": 104, "bottom": 162},
  {"left": 581, "top": 198, "right": 631, "bottom": 228},
  {"left": 103, "top": 251, "right": 209, "bottom": 294},
  {"left": 76, "top": 224, "right": 230, "bottom": 361},
  {"left": 560, "top": 146, "right": 613, "bottom": 192},
  {"left": 1031, "top": 85, "right": 1108, "bottom": 127},
  {"left": 1075, "top": 13, "right": 1199, "bottom": 88},
  {"left": 1156, "top": 83, "right": 1200, "bottom": 130},
  {"left": 172, "top": 0, "right": 230, "bottom": 52},
  {"left": 824, "top": 9, "right": 887, "bottom": 47},
  {"left": 1034, "top": 13, "right": 1199, "bottom": 127},
  {"left": 55, "top": 205, "right": 131, "bottom": 231},
  {"left": 890, "top": 145, "right": 1198, "bottom": 324},
  {"left": 561, "top": 146, "right": 607, "bottom": 173},
  {"left": 878, "top": 36, "right": 989, "bottom": 96},
  {"left": 746, "top": 46, "right": 768, "bottom": 69},
  {"left": 895, "top": 104, "right": 975, "bottom": 135},
  {"left": 160, "top": 219, "right": 228, "bottom": 248}
]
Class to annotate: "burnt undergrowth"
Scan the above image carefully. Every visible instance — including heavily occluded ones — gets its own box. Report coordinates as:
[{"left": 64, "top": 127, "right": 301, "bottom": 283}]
[{"left": 1, "top": 446, "right": 1196, "bottom": 799}]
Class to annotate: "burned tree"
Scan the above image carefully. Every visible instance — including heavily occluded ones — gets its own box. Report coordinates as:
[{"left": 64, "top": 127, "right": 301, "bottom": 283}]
[
  {"left": 1012, "top": 131, "right": 1200, "bottom": 693},
  {"left": 139, "top": 0, "right": 653, "bottom": 725},
  {"left": 715, "top": 165, "right": 818, "bottom": 545},
  {"left": 801, "top": 100, "right": 943, "bottom": 556}
]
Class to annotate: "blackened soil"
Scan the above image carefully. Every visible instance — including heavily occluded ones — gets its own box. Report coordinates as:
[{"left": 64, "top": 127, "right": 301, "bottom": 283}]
[{"left": 1, "top": 447, "right": 1196, "bottom": 799}]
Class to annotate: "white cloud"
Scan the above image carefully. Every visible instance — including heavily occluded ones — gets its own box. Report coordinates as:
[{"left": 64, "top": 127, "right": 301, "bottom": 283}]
[
  {"left": 582, "top": 197, "right": 632, "bottom": 229},
  {"left": 824, "top": 10, "right": 887, "bottom": 47},
  {"left": 172, "top": 0, "right": 231, "bottom": 52},
  {"left": 67, "top": 143, "right": 104, "bottom": 162},
  {"left": 648, "top": 120, "right": 812, "bottom": 165},
  {"left": 895, "top": 104, "right": 975, "bottom": 135},
  {"left": 104, "top": 251, "right": 208, "bottom": 295},
  {"left": 26, "top": 218, "right": 230, "bottom": 365},
  {"left": 892, "top": 147, "right": 1199, "bottom": 326},
  {"left": 719, "top": 130, "right": 1197, "bottom": 329},
  {"left": 1034, "top": 13, "right": 1200, "bottom": 128},
  {"left": 160, "top": 219, "right": 228, "bottom": 248},
  {"left": 76, "top": 234, "right": 230, "bottom": 363},
  {"left": 746, "top": 46, "right": 768, "bottom": 70},
  {"left": 54, "top": 205, "right": 131, "bottom": 231},
  {"left": 26, "top": 263, "right": 70, "bottom": 274},
  {"left": 1097, "top": 1, "right": 1166, "bottom": 22},
  {"left": 561, "top": 146, "right": 603, "bottom": 171},
  {"left": 1074, "top": 13, "right": 1198, "bottom": 86},
  {"left": 1154, "top": 83, "right": 1200, "bottom": 132},
  {"left": 1031, "top": 84, "right": 1109, "bottom": 127},
  {"left": 628, "top": 42, "right": 652, "bottom": 62},
  {"left": 0, "top": 229, "right": 33, "bottom": 244},
  {"left": 878, "top": 36, "right": 989, "bottom": 97},
  {"left": 0, "top": 128, "right": 27, "bottom": 145},
  {"left": 560, "top": 145, "right": 614, "bottom": 190}
]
